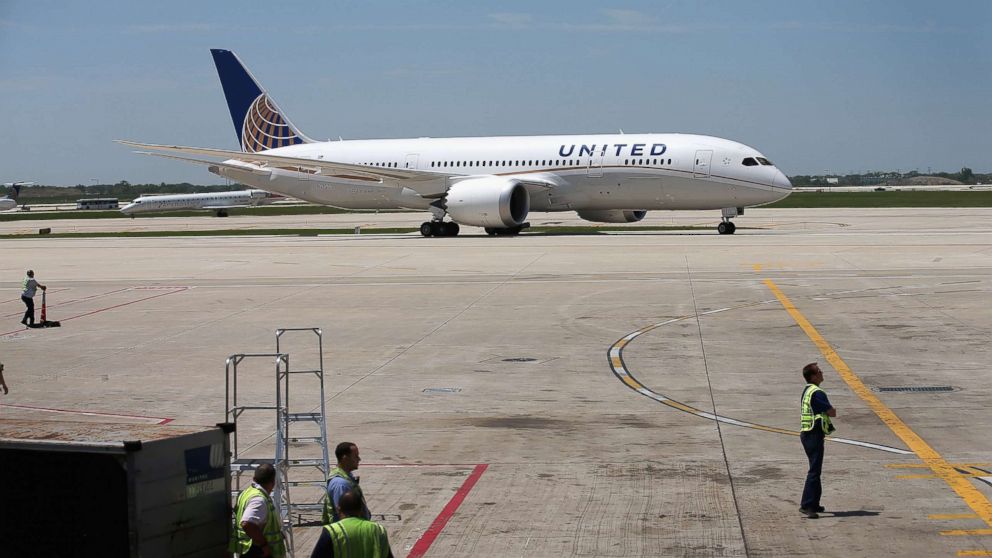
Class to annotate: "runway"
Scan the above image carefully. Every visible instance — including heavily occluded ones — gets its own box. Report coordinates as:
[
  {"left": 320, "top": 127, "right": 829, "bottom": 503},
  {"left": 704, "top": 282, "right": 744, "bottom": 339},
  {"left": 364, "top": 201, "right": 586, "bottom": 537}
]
[{"left": 1, "top": 207, "right": 990, "bottom": 557}]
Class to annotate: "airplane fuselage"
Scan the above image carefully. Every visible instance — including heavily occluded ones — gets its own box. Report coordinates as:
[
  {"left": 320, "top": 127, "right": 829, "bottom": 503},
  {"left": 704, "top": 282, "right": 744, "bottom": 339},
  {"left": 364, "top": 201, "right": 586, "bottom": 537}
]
[
  {"left": 212, "top": 133, "right": 791, "bottom": 212},
  {"left": 120, "top": 189, "right": 275, "bottom": 215}
]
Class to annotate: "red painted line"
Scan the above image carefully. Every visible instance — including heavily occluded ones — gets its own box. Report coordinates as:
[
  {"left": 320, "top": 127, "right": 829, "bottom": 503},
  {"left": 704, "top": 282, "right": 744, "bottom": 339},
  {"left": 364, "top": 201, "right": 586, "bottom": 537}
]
[
  {"left": 362, "top": 463, "right": 485, "bottom": 468},
  {"left": 0, "top": 402, "right": 174, "bottom": 424},
  {"left": 1, "top": 288, "right": 70, "bottom": 305},
  {"left": 0, "top": 287, "right": 187, "bottom": 336},
  {"left": 1, "top": 287, "right": 133, "bottom": 318},
  {"left": 407, "top": 463, "right": 488, "bottom": 558}
]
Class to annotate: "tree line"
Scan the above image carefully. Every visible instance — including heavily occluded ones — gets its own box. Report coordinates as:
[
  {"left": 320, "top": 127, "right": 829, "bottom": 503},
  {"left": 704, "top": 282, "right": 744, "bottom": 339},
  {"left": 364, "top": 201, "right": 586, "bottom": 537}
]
[
  {"left": 6, "top": 181, "right": 249, "bottom": 204},
  {"left": 790, "top": 168, "right": 987, "bottom": 187}
]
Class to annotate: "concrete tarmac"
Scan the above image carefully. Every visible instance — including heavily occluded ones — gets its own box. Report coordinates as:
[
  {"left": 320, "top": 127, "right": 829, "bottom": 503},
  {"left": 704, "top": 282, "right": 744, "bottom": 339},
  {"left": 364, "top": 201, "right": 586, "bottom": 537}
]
[{"left": 1, "top": 207, "right": 990, "bottom": 557}]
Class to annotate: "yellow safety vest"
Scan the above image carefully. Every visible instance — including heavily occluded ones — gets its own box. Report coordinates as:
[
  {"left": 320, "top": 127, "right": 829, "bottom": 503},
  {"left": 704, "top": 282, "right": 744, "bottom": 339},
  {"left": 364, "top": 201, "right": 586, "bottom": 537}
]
[
  {"left": 324, "top": 517, "right": 390, "bottom": 558},
  {"left": 323, "top": 467, "right": 367, "bottom": 525},
  {"left": 800, "top": 384, "right": 833, "bottom": 434},
  {"left": 229, "top": 485, "right": 287, "bottom": 557}
]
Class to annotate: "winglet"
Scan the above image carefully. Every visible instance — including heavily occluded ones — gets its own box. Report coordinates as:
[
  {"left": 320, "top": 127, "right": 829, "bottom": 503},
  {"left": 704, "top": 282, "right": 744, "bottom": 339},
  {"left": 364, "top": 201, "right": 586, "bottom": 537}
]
[{"left": 210, "top": 49, "right": 312, "bottom": 153}]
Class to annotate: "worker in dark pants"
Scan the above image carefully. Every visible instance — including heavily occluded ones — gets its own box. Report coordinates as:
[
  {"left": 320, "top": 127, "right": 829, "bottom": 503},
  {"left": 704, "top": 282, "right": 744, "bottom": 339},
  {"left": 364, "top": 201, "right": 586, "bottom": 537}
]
[
  {"left": 20, "top": 270, "right": 46, "bottom": 326},
  {"left": 799, "top": 362, "right": 836, "bottom": 519}
]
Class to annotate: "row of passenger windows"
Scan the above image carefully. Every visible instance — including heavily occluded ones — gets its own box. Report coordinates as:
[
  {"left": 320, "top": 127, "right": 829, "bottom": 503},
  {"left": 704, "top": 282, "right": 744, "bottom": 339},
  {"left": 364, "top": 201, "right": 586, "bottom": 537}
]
[
  {"left": 742, "top": 157, "right": 774, "bottom": 166},
  {"left": 355, "top": 159, "right": 674, "bottom": 169}
]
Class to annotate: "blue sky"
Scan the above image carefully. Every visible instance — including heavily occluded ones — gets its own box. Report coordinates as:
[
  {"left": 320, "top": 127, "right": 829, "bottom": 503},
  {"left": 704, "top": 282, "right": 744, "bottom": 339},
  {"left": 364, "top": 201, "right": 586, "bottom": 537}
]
[{"left": 1, "top": 1, "right": 989, "bottom": 185}]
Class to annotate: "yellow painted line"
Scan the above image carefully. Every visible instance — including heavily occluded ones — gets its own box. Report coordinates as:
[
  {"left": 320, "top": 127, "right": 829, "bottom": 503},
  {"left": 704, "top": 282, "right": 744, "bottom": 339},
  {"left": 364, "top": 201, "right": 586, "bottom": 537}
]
[
  {"left": 931, "top": 514, "right": 980, "bottom": 520},
  {"left": 898, "top": 474, "right": 987, "bottom": 480},
  {"left": 763, "top": 278, "right": 992, "bottom": 529},
  {"left": 958, "top": 551, "right": 992, "bottom": 556},
  {"left": 752, "top": 263, "right": 762, "bottom": 272},
  {"left": 663, "top": 400, "right": 700, "bottom": 414},
  {"left": 888, "top": 463, "right": 992, "bottom": 469},
  {"left": 621, "top": 376, "right": 642, "bottom": 390},
  {"left": 941, "top": 529, "right": 992, "bottom": 536}
]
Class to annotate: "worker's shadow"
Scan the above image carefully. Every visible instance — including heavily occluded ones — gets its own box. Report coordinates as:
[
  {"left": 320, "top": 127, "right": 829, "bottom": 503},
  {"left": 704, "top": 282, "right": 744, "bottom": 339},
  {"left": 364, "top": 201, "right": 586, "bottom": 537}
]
[{"left": 824, "top": 510, "right": 881, "bottom": 517}]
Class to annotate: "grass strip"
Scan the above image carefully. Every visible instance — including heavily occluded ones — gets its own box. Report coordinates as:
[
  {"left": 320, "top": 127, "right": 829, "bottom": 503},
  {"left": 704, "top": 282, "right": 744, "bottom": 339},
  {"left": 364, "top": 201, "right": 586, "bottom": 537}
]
[{"left": 765, "top": 191, "right": 992, "bottom": 208}]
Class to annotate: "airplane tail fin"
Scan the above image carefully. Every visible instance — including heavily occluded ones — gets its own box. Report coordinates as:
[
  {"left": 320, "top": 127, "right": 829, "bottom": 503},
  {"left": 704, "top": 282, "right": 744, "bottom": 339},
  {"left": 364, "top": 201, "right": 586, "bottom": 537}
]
[
  {"left": 3, "top": 182, "right": 30, "bottom": 200},
  {"left": 210, "top": 49, "right": 313, "bottom": 153}
]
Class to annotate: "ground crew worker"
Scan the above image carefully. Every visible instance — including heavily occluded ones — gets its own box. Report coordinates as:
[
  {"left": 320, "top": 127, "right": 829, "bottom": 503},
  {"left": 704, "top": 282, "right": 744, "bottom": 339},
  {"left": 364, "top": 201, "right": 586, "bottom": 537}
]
[
  {"left": 323, "top": 442, "right": 371, "bottom": 524},
  {"left": 20, "top": 270, "right": 46, "bottom": 326},
  {"left": 0, "top": 362, "right": 8, "bottom": 395},
  {"left": 799, "top": 362, "right": 837, "bottom": 519},
  {"left": 230, "top": 464, "right": 286, "bottom": 557},
  {"left": 310, "top": 491, "right": 393, "bottom": 558}
]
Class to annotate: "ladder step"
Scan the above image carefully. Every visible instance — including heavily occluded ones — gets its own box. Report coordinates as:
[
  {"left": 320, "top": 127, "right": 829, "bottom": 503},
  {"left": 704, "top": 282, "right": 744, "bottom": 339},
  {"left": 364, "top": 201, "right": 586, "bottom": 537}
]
[
  {"left": 230, "top": 405, "right": 280, "bottom": 412},
  {"left": 288, "top": 369, "right": 323, "bottom": 375},
  {"left": 288, "top": 480, "right": 328, "bottom": 487},
  {"left": 289, "top": 436, "right": 326, "bottom": 443},
  {"left": 287, "top": 412, "right": 323, "bottom": 421},
  {"left": 289, "top": 503, "right": 325, "bottom": 512},
  {"left": 231, "top": 458, "right": 275, "bottom": 471},
  {"left": 289, "top": 458, "right": 327, "bottom": 467}
]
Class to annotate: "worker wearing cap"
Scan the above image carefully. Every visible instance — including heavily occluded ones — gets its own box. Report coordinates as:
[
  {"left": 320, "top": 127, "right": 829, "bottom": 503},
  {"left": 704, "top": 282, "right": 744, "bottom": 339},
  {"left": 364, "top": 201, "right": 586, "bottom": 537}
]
[{"left": 20, "top": 270, "right": 46, "bottom": 326}]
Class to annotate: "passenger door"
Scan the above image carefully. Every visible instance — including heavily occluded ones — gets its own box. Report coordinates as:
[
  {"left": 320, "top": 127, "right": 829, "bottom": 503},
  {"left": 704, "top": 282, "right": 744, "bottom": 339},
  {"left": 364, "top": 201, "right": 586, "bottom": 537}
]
[{"left": 693, "top": 150, "right": 713, "bottom": 178}]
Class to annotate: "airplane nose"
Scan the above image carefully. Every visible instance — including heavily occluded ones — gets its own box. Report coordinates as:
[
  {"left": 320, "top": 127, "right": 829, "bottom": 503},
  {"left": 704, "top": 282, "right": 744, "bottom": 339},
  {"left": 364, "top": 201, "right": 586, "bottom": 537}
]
[{"left": 774, "top": 169, "right": 792, "bottom": 189}]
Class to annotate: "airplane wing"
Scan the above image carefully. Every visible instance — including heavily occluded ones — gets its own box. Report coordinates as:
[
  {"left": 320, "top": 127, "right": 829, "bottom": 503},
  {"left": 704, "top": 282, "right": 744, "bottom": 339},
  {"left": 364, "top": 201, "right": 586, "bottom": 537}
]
[
  {"left": 130, "top": 151, "right": 274, "bottom": 176},
  {"left": 118, "top": 140, "right": 560, "bottom": 197},
  {"left": 117, "top": 140, "right": 450, "bottom": 183}
]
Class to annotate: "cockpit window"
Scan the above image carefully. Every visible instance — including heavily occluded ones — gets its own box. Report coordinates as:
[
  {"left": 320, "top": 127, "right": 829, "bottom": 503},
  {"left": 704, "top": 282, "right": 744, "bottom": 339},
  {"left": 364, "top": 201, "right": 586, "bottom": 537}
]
[
  {"left": 742, "top": 157, "right": 758, "bottom": 166},
  {"left": 756, "top": 157, "right": 773, "bottom": 166}
]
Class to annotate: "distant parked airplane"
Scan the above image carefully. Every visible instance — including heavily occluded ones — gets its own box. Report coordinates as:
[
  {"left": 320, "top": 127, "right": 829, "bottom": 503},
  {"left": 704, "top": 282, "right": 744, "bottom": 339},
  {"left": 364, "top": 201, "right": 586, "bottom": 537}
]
[
  {"left": 119, "top": 49, "right": 791, "bottom": 236},
  {"left": 119, "top": 189, "right": 281, "bottom": 217},
  {"left": 0, "top": 182, "right": 32, "bottom": 211}
]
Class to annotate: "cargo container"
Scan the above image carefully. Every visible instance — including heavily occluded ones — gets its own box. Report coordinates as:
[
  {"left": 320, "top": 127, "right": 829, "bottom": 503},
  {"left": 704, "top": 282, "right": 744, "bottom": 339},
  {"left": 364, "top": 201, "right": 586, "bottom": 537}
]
[{"left": 0, "top": 419, "right": 233, "bottom": 557}]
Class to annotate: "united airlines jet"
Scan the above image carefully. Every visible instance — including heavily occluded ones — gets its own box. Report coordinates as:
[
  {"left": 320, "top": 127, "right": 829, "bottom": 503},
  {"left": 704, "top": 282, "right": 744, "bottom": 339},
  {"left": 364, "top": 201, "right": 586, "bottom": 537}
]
[
  {"left": 120, "top": 189, "right": 280, "bottom": 217},
  {"left": 119, "top": 49, "right": 791, "bottom": 236}
]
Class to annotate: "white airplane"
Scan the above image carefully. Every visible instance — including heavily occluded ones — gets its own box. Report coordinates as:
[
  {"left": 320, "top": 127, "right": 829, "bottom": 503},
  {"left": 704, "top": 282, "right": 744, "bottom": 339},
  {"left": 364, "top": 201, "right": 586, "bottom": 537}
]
[
  {"left": 0, "top": 182, "right": 31, "bottom": 211},
  {"left": 120, "top": 189, "right": 280, "bottom": 217},
  {"left": 119, "top": 49, "right": 791, "bottom": 236}
]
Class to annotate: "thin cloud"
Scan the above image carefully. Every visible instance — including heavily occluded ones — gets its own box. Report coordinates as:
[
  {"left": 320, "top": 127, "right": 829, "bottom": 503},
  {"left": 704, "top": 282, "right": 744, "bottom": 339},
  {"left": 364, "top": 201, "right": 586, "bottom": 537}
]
[
  {"left": 124, "top": 23, "right": 219, "bottom": 34},
  {"left": 488, "top": 12, "right": 534, "bottom": 28},
  {"left": 604, "top": 9, "right": 654, "bottom": 26},
  {"left": 772, "top": 21, "right": 958, "bottom": 33}
]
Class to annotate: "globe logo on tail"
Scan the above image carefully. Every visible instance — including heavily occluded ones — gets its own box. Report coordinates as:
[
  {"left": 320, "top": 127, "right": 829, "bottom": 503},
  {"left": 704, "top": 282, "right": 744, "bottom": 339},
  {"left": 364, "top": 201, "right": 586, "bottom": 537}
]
[{"left": 241, "top": 94, "right": 304, "bottom": 153}]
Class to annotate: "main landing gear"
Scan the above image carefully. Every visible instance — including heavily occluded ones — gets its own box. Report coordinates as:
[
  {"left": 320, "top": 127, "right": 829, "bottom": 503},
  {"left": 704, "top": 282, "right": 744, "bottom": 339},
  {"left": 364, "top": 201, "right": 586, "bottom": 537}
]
[
  {"left": 420, "top": 220, "right": 460, "bottom": 237},
  {"left": 419, "top": 200, "right": 460, "bottom": 237},
  {"left": 717, "top": 207, "right": 741, "bottom": 235}
]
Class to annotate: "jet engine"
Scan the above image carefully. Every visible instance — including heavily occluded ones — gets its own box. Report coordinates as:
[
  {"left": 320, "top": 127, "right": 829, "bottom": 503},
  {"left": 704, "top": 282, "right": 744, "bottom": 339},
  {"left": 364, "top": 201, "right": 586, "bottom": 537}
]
[
  {"left": 445, "top": 177, "right": 529, "bottom": 228},
  {"left": 576, "top": 209, "right": 647, "bottom": 223}
]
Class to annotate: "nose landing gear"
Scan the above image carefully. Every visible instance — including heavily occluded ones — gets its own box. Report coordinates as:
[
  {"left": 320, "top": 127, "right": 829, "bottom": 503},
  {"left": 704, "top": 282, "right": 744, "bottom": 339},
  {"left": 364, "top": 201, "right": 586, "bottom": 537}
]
[{"left": 718, "top": 207, "right": 742, "bottom": 235}]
